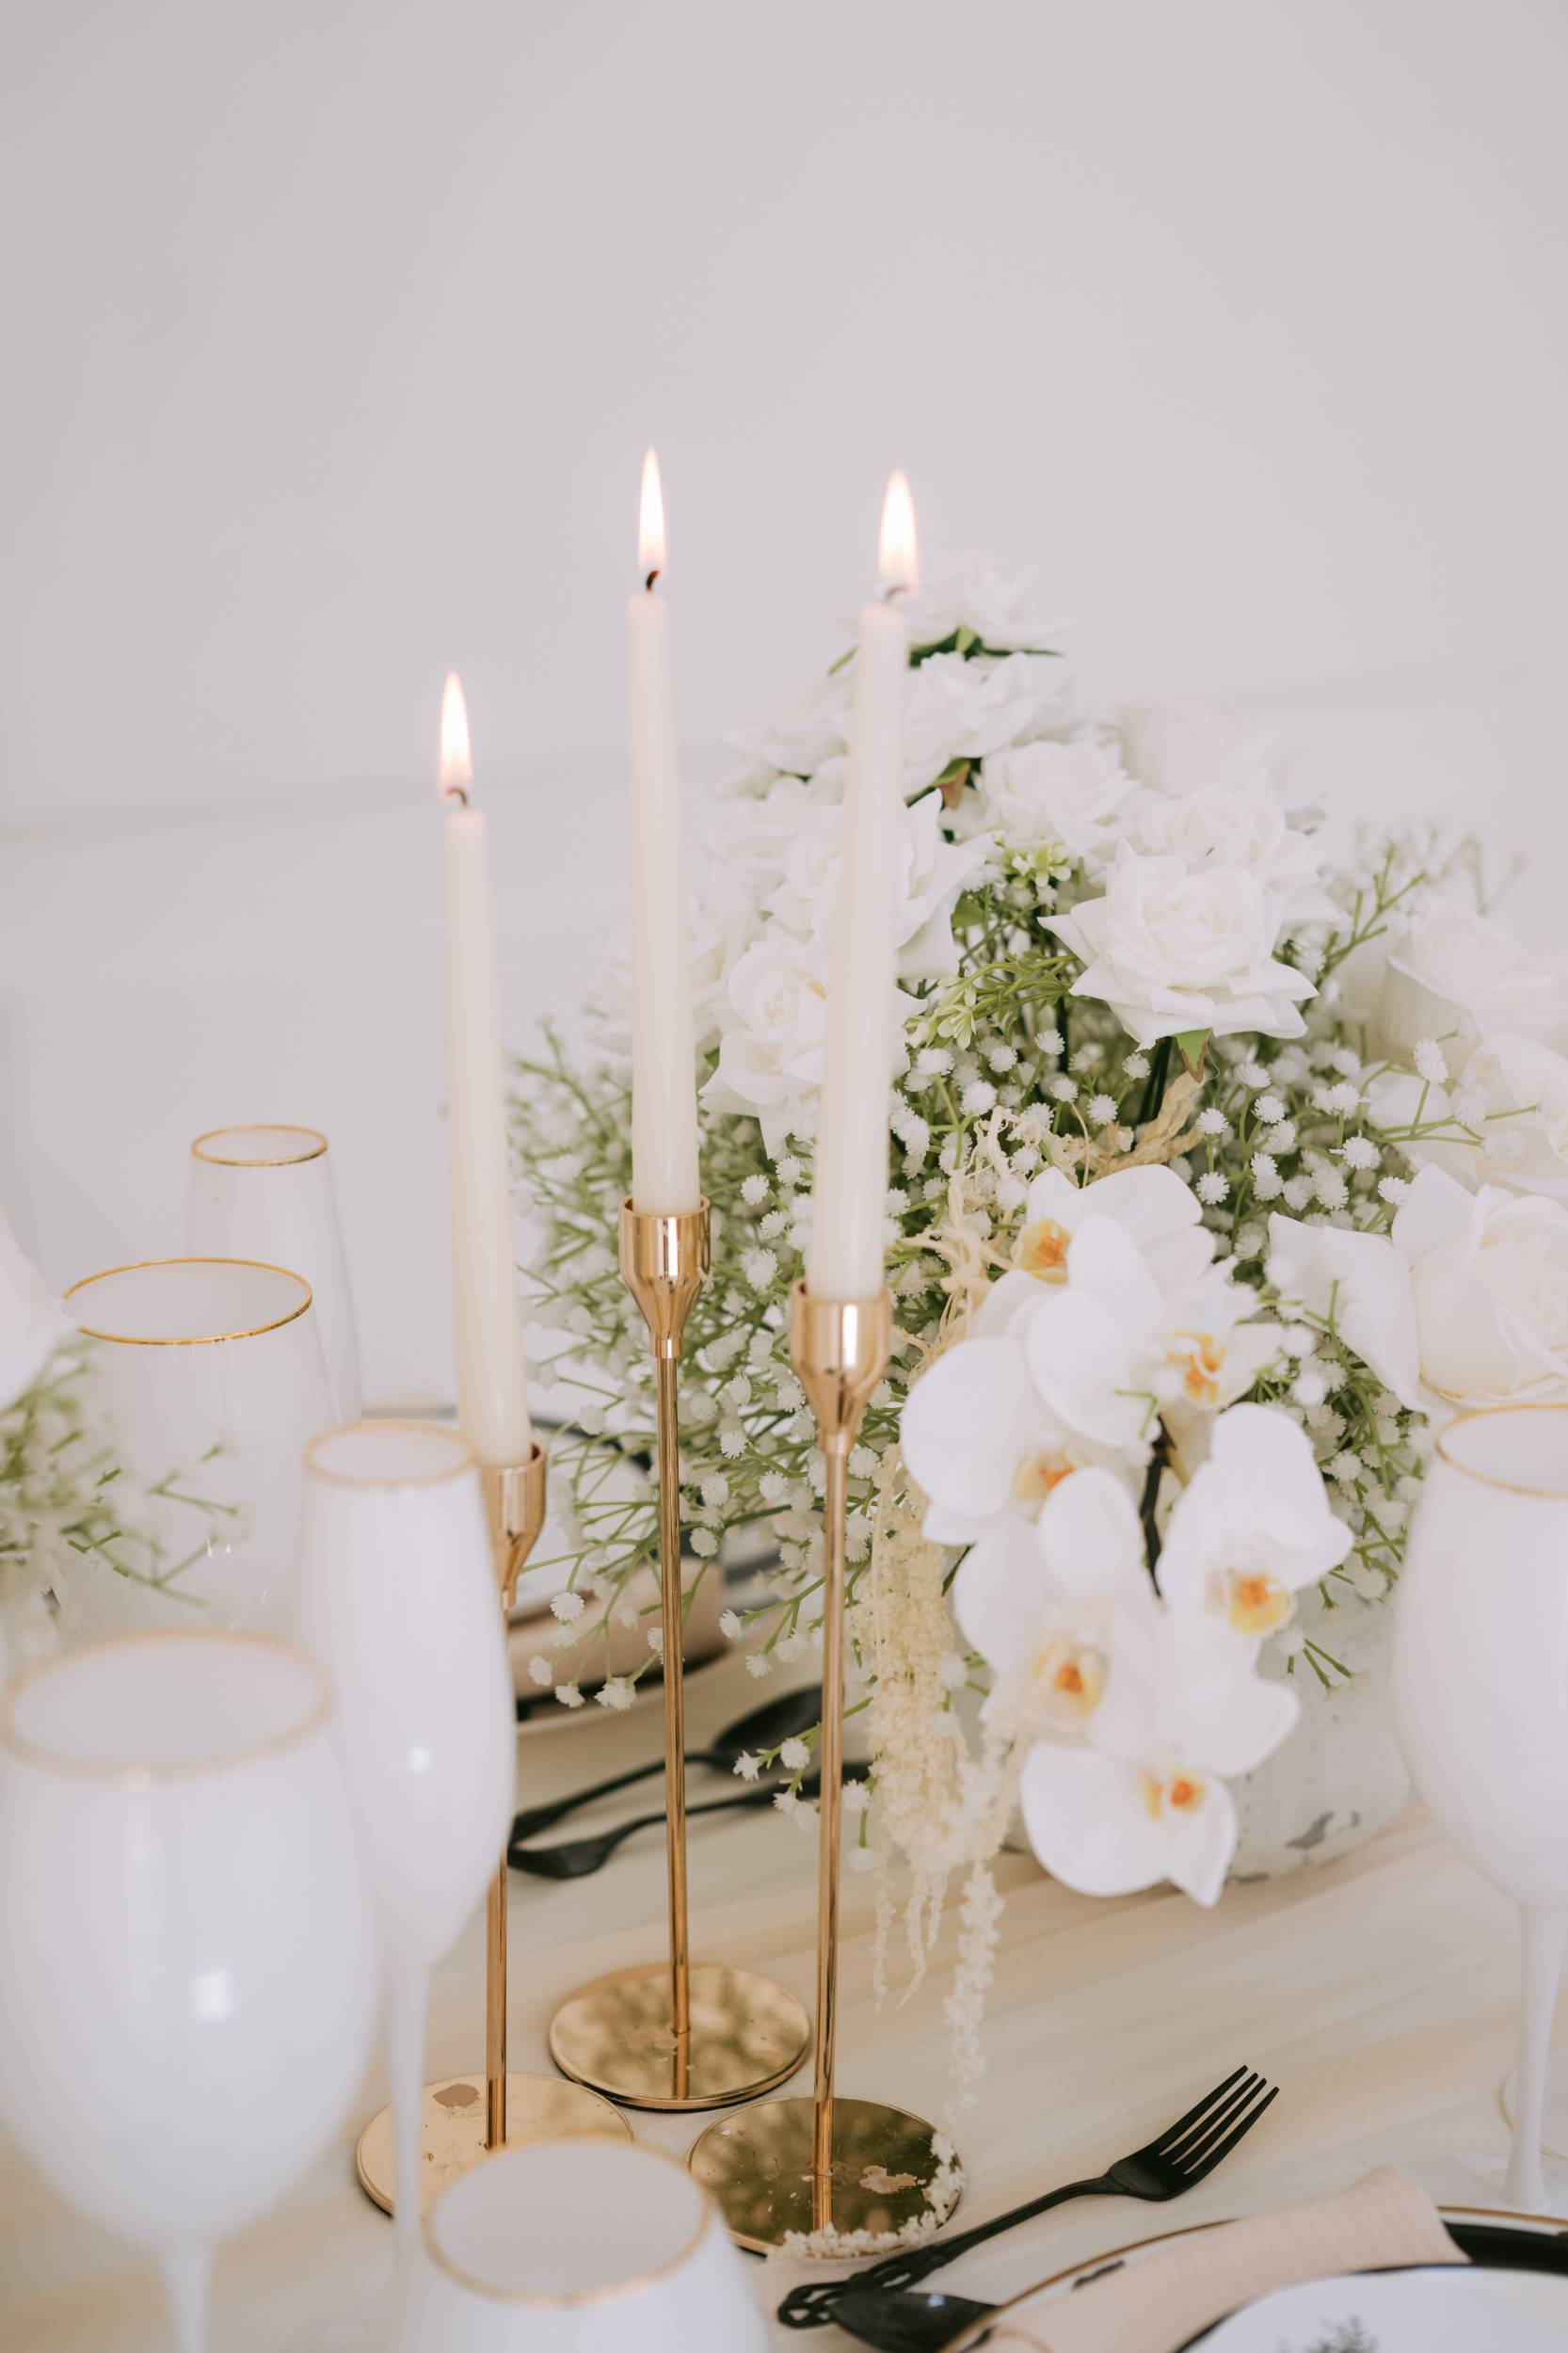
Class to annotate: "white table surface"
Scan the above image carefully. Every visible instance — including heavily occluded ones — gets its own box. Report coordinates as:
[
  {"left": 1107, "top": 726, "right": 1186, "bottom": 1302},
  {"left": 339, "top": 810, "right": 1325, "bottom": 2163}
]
[{"left": 0, "top": 1645, "right": 1551, "bottom": 2350}]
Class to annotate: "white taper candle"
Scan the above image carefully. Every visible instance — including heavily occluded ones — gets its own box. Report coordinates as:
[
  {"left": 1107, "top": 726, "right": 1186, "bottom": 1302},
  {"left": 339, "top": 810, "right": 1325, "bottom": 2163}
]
[
  {"left": 804, "top": 472, "right": 918, "bottom": 1302},
  {"left": 627, "top": 450, "right": 701, "bottom": 1214},
  {"left": 440, "top": 673, "right": 534, "bottom": 1463}
]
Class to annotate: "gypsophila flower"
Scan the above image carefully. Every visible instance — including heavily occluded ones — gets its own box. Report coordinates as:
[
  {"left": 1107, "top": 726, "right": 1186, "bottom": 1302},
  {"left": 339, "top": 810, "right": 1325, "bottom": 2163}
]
[
  {"left": 1122, "top": 1051, "right": 1151, "bottom": 1080},
  {"left": 1195, "top": 1172, "right": 1229, "bottom": 1205},
  {"left": 1239, "top": 1062, "right": 1272, "bottom": 1088},
  {"left": 1197, "top": 1109, "right": 1230, "bottom": 1138},
  {"left": 551, "top": 1589, "right": 585, "bottom": 1623},
  {"left": 780, "top": 1737, "right": 811, "bottom": 1771},
  {"left": 987, "top": 1044, "right": 1018, "bottom": 1072},
  {"left": 1250, "top": 1151, "right": 1283, "bottom": 1199},
  {"left": 527, "top": 1655, "right": 552, "bottom": 1688},
  {"left": 1340, "top": 1135, "right": 1379, "bottom": 1170},
  {"left": 1048, "top": 1076, "right": 1078, "bottom": 1103},
  {"left": 1255, "top": 1092, "right": 1287, "bottom": 1125},
  {"left": 961, "top": 1080, "right": 998, "bottom": 1115},
  {"left": 1312, "top": 1167, "right": 1349, "bottom": 1210},
  {"left": 1088, "top": 1093, "right": 1119, "bottom": 1126},
  {"left": 1413, "top": 1038, "right": 1448, "bottom": 1085},
  {"left": 1264, "top": 1120, "right": 1298, "bottom": 1151},
  {"left": 554, "top": 1683, "right": 584, "bottom": 1709},
  {"left": 733, "top": 1753, "right": 761, "bottom": 1782},
  {"left": 745, "top": 1654, "right": 770, "bottom": 1678},
  {"left": 741, "top": 1173, "right": 769, "bottom": 1206},
  {"left": 719, "top": 1609, "right": 742, "bottom": 1641}
]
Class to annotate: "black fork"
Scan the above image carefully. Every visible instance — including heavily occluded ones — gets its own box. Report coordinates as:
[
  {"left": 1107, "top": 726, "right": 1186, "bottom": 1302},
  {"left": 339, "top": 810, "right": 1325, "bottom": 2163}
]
[{"left": 777, "top": 2065, "right": 1279, "bottom": 2329}]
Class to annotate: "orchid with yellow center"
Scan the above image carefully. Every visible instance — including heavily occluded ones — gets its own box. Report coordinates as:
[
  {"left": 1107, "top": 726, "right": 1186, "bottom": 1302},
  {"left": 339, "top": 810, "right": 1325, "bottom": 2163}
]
[
  {"left": 952, "top": 1466, "right": 1152, "bottom": 1736},
  {"left": 1155, "top": 1402, "right": 1353, "bottom": 1649},
  {"left": 1019, "top": 1605, "right": 1300, "bottom": 1906},
  {"left": 900, "top": 1329, "right": 1110, "bottom": 1545}
]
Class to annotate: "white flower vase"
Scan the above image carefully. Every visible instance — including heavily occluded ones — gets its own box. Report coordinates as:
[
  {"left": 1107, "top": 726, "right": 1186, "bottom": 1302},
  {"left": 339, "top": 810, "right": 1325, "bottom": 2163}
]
[{"left": 1229, "top": 1587, "right": 1408, "bottom": 1881}]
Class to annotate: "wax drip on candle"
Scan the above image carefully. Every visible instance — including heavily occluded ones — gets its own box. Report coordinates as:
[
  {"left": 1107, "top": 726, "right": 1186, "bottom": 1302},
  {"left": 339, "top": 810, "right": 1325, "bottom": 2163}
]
[
  {"left": 639, "top": 447, "right": 665, "bottom": 594},
  {"left": 439, "top": 671, "right": 472, "bottom": 808}
]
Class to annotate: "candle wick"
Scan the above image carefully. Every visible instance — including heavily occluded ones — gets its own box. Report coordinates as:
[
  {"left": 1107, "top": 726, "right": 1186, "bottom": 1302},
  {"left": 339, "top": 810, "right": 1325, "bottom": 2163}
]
[
  {"left": 441, "top": 783, "right": 471, "bottom": 809},
  {"left": 644, "top": 568, "right": 662, "bottom": 594},
  {"left": 881, "top": 580, "right": 908, "bottom": 606}
]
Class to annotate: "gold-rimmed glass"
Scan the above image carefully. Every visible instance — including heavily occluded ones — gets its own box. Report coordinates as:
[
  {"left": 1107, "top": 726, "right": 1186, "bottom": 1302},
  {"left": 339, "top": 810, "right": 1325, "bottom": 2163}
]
[
  {"left": 1394, "top": 1402, "right": 1568, "bottom": 2211},
  {"left": 0, "top": 1629, "right": 379, "bottom": 2353},
  {"left": 184, "top": 1126, "right": 361, "bottom": 1418},
  {"left": 60, "top": 1257, "right": 336, "bottom": 1638}
]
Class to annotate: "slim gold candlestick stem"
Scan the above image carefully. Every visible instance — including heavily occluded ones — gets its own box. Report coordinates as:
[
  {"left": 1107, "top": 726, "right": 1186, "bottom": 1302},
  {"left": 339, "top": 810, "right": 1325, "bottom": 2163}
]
[
  {"left": 687, "top": 1283, "right": 957, "bottom": 2251},
  {"left": 355, "top": 1441, "right": 627, "bottom": 2218},
  {"left": 548, "top": 1201, "right": 812, "bottom": 2112}
]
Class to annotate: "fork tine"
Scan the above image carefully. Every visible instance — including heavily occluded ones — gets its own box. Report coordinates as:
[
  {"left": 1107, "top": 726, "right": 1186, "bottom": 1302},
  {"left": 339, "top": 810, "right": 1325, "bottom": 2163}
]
[
  {"left": 1160, "top": 2071, "right": 1260, "bottom": 2165},
  {"left": 1145, "top": 2065, "right": 1251, "bottom": 2156},
  {"left": 1181, "top": 2082, "right": 1279, "bottom": 2180}
]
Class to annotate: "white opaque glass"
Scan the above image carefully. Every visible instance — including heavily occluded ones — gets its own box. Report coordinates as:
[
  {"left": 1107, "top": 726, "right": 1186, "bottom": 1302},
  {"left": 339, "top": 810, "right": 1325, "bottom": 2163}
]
[
  {"left": 185, "top": 1125, "right": 362, "bottom": 1419},
  {"left": 395, "top": 2139, "right": 767, "bottom": 2353},
  {"left": 1393, "top": 1403, "right": 1568, "bottom": 2210},
  {"left": 0, "top": 1631, "right": 380, "bottom": 2353},
  {"left": 291, "top": 1419, "right": 517, "bottom": 2253},
  {"left": 60, "top": 1257, "right": 337, "bottom": 1638}
]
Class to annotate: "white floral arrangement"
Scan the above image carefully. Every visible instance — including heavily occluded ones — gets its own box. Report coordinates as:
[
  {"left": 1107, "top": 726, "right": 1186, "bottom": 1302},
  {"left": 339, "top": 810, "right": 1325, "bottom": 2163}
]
[{"left": 513, "top": 552, "right": 1565, "bottom": 2099}]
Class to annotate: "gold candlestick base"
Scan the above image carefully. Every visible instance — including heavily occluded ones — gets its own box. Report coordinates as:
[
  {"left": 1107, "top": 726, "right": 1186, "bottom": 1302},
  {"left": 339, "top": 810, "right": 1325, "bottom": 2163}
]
[
  {"left": 354, "top": 2071, "right": 629, "bottom": 2217},
  {"left": 549, "top": 1960, "right": 809, "bottom": 2113},
  {"left": 687, "top": 2095, "right": 952, "bottom": 2254},
  {"left": 692, "top": 1284, "right": 959, "bottom": 2253},
  {"left": 550, "top": 1201, "right": 811, "bottom": 2113},
  {"left": 355, "top": 1442, "right": 627, "bottom": 2219}
]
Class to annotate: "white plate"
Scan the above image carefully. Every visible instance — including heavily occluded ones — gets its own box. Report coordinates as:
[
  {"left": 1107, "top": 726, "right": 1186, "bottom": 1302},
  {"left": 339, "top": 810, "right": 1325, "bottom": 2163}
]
[
  {"left": 948, "top": 2206, "right": 1568, "bottom": 2349},
  {"left": 1191, "top": 2265, "right": 1566, "bottom": 2351}
]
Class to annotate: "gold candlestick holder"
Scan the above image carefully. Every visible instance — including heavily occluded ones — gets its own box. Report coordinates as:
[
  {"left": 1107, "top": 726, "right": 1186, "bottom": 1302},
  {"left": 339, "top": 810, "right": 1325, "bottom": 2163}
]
[
  {"left": 548, "top": 1199, "right": 812, "bottom": 2112},
  {"left": 687, "top": 1282, "right": 956, "bottom": 2250},
  {"left": 355, "top": 1441, "right": 628, "bottom": 2217}
]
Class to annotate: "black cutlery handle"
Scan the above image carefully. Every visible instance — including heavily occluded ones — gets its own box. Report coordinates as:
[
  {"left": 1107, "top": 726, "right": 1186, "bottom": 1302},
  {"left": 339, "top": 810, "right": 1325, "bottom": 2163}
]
[
  {"left": 511, "top": 1753, "right": 687, "bottom": 1841},
  {"left": 777, "top": 2179, "right": 1103, "bottom": 2328}
]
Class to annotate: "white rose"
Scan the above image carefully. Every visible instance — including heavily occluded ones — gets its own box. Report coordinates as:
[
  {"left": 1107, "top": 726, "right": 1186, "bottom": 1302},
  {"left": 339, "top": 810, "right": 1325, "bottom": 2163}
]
[
  {"left": 893, "top": 552, "right": 1068, "bottom": 655},
  {"left": 1126, "top": 776, "right": 1335, "bottom": 930},
  {"left": 1118, "top": 698, "right": 1248, "bottom": 796},
  {"left": 1047, "top": 853, "right": 1315, "bottom": 1048},
  {"left": 0, "top": 1205, "right": 67, "bottom": 1412},
  {"left": 703, "top": 772, "right": 840, "bottom": 903},
  {"left": 889, "top": 652, "right": 1071, "bottom": 793},
  {"left": 968, "top": 740, "right": 1134, "bottom": 871},
  {"left": 703, "top": 935, "right": 831, "bottom": 1152},
  {"left": 1365, "top": 900, "right": 1565, "bottom": 1077},
  {"left": 767, "top": 792, "right": 992, "bottom": 981},
  {"left": 716, "top": 673, "right": 854, "bottom": 796},
  {"left": 1392, "top": 1165, "right": 1568, "bottom": 1404}
]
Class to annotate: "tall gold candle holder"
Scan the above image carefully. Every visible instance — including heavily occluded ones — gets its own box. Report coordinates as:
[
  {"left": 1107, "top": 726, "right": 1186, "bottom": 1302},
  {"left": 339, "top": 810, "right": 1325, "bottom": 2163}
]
[
  {"left": 355, "top": 1441, "right": 628, "bottom": 2216},
  {"left": 687, "top": 1282, "right": 956, "bottom": 2250},
  {"left": 548, "top": 1200, "right": 812, "bottom": 2112}
]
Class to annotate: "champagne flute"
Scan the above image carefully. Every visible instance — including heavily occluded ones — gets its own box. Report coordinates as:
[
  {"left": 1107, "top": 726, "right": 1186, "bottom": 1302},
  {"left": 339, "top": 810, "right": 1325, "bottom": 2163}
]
[
  {"left": 1393, "top": 1402, "right": 1568, "bottom": 2210},
  {"left": 184, "top": 1126, "right": 361, "bottom": 1420},
  {"left": 0, "top": 1629, "right": 379, "bottom": 2353}
]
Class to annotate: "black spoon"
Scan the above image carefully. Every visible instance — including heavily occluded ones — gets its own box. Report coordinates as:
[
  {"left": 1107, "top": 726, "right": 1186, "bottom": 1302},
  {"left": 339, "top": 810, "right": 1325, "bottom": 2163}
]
[
  {"left": 510, "top": 1683, "right": 824, "bottom": 1841},
  {"left": 508, "top": 1763, "right": 868, "bottom": 1880}
]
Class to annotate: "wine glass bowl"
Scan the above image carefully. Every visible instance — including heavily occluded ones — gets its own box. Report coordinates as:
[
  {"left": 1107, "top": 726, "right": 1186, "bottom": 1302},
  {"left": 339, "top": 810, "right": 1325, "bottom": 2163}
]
[
  {"left": 0, "top": 1629, "right": 379, "bottom": 2353},
  {"left": 1393, "top": 1402, "right": 1568, "bottom": 2209},
  {"left": 59, "top": 1257, "right": 337, "bottom": 1638}
]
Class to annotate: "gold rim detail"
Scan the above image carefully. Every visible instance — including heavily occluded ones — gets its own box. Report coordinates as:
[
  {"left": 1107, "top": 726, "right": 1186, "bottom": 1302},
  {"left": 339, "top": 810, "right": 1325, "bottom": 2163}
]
[
  {"left": 304, "top": 1419, "right": 475, "bottom": 1489},
  {"left": 1434, "top": 1401, "right": 1568, "bottom": 1499},
  {"left": 0, "top": 1629, "right": 334, "bottom": 1784},
  {"left": 191, "top": 1124, "right": 328, "bottom": 1167},
  {"left": 64, "top": 1257, "right": 313, "bottom": 1346}
]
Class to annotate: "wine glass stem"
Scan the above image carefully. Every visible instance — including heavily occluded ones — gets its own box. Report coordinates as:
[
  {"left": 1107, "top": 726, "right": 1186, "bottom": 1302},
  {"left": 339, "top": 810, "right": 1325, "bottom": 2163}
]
[
  {"left": 1504, "top": 1906, "right": 1568, "bottom": 2211},
  {"left": 160, "top": 2245, "right": 213, "bottom": 2353},
  {"left": 389, "top": 1966, "right": 431, "bottom": 2253}
]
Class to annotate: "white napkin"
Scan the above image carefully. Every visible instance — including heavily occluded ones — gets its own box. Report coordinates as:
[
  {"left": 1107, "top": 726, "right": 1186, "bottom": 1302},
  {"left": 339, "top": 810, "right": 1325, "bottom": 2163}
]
[{"left": 988, "top": 2168, "right": 1463, "bottom": 2352}]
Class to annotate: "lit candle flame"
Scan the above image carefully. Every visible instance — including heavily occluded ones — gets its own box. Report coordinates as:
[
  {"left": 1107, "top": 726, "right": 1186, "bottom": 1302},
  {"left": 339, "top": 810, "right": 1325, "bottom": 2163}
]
[
  {"left": 439, "top": 671, "right": 472, "bottom": 802},
  {"left": 638, "top": 447, "right": 665, "bottom": 586},
  {"left": 878, "top": 469, "right": 919, "bottom": 597}
]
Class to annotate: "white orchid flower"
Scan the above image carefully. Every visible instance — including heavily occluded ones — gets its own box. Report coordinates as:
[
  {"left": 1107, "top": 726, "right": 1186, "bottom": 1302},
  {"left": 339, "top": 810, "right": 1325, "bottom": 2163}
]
[
  {"left": 1019, "top": 1606, "right": 1299, "bottom": 1906},
  {"left": 1022, "top": 1220, "right": 1280, "bottom": 1461},
  {"left": 1011, "top": 1163, "right": 1215, "bottom": 1298},
  {"left": 900, "top": 1331, "right": 1112, "bottom": 1545},
  {"left": 1265, "top": 1210, "right": 1422, "bottom": 1409},
  {"left": 952, "top": 1468, "right": 1153, "bottom": 1734},
  {"left": 1156, "top": 1402, "right": 1353, "bottom": 1643}
]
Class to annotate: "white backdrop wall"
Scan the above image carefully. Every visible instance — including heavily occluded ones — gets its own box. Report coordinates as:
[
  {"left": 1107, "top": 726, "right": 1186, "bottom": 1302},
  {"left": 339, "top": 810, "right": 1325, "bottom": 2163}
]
[{"left": 3, "top": 0, "right": 1565, "bottom": 1407}]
